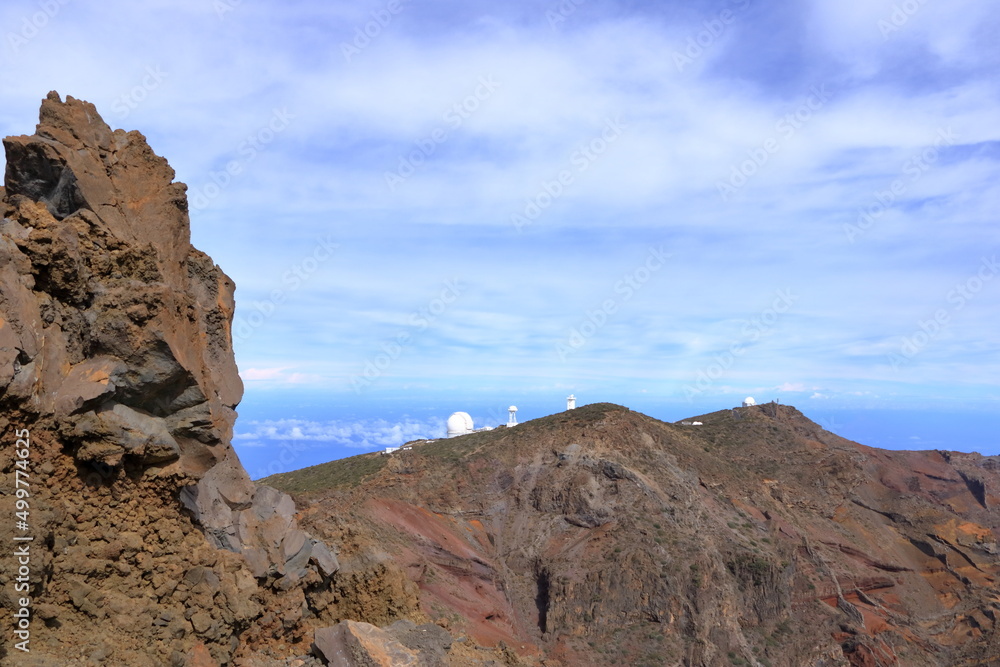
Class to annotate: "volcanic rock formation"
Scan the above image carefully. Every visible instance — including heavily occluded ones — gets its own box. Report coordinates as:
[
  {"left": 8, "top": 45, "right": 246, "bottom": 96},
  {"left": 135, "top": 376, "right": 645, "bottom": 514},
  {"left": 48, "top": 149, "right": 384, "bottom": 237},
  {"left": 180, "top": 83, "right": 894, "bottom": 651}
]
[{"left": 0, "top": 94, "right": 429, "bottom": 666}]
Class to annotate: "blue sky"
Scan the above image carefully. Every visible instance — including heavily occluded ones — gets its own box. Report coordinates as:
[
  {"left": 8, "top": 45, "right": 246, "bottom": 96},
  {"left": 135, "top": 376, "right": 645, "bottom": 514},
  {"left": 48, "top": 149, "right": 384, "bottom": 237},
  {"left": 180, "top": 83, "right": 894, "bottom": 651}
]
[{"left": 1, "top": 0, "right": 997, "bottom": 474}]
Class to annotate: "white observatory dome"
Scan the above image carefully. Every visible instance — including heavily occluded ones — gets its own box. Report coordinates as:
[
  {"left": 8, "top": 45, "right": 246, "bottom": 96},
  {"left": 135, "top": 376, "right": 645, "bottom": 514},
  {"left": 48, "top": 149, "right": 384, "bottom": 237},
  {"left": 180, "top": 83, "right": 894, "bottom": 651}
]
[
  {"left": 447, "top": 411, "right": 474, "bottom": 438},
  {"left": 743, "top": 396, "right": 756, "bottom": 407}
]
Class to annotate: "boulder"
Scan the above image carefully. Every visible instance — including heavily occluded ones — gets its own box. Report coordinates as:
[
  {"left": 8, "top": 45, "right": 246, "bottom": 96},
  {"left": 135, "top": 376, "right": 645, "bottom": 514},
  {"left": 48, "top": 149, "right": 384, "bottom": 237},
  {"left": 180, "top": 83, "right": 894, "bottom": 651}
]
[{"left": 314, "top": 621, "right": 421, "bottom": 667}]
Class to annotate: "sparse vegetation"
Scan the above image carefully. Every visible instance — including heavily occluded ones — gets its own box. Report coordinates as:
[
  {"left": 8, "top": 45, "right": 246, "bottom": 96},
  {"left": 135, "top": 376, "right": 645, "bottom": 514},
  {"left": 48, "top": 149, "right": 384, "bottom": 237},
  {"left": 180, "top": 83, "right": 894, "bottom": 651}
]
[
  {"left": 261, "top": 452, "right": 387, "bottom": 493},
  {"left": 726, "top": 553, "right": 773, "bottom": 587},
  {"left": 420, "top": 433, "right": 484, "bottom": 463}
]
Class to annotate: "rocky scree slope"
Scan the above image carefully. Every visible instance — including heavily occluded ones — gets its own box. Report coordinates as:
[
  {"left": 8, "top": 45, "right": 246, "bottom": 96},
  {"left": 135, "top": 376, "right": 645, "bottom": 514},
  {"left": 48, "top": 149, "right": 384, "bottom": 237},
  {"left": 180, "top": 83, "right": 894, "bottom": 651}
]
[
  {"left": 268, "top": 402, "right": 1000, "bottom": 667},
  {"left": 0, "top": 93, "right": 437, "bottom": 667}
]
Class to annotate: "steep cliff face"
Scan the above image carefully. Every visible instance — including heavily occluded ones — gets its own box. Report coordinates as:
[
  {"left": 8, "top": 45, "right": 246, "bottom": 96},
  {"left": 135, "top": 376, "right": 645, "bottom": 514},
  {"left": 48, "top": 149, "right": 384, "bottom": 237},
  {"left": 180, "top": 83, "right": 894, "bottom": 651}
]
[
  {"left": 0, "top": 94, "right": 420, "bottom": 666},
  {"left": 1, "top": 91, "right": 242, "bottom": 474},
  {"left": 271, "top": 403, "right": 1000, "bottom": 667}
]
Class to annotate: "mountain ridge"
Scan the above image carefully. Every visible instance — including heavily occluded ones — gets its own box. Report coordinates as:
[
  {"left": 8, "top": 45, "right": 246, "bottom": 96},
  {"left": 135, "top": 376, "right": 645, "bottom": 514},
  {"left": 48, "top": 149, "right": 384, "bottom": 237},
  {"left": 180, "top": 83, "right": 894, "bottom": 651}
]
[{"left": 268, "top": 402, "right": 1000, "bottom": 666}]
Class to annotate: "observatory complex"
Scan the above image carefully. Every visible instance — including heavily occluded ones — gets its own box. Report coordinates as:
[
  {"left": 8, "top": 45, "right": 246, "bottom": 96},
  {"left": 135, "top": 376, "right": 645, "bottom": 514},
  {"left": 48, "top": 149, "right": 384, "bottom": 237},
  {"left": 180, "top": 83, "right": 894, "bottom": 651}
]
[
  {"left": 445, "top": 405, "right": 520, "bottom": 438},
  {"left": 447, "top": 411, "right": 491, "bottom": 438},
  {"left": 445, "top": 410, "right": 508, "bottom": 438},
  {"left": 448, "top": 405, "right": 517, "bottom": 438},
  {"left": 443, "top": 396, "right": 579, "bottom": 439}
]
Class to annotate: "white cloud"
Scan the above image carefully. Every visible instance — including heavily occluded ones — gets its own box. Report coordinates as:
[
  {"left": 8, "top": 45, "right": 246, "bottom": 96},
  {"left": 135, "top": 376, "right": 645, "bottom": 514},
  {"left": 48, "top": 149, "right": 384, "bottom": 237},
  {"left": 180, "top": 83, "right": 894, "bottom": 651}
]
[
  {"left": 233, "top": 417, "right": 447, "bottom": 450},
  {"left": 241, "top": 367, "right": 292, "bottom": 381}
]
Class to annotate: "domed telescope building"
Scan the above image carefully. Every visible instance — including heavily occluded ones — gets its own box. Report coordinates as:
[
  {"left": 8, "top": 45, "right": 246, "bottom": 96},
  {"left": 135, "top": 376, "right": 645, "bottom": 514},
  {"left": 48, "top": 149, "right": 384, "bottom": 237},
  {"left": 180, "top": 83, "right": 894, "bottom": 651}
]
[{"left": 447, "top": 411, "right": 474, "bottom": 438}]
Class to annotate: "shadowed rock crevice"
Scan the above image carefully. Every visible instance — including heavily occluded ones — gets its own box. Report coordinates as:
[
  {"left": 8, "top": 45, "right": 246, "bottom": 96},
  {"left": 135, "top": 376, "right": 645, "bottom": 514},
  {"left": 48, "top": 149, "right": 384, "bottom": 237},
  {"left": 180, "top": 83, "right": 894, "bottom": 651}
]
[
  {"left": 4, "top": 137, "right": 87, "bottom": 220},
  {"left": 534, "top": 564, "right": 551, "bottom": 635},
  {"left": 958, "top": 470, "right": 988, "bottom": 509}
]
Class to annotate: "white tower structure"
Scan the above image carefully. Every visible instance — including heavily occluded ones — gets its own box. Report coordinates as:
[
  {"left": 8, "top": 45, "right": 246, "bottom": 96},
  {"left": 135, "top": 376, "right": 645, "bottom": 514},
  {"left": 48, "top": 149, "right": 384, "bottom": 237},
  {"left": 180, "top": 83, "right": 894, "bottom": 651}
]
[
  {"left": 447, "top": 412, "right": 474, "bottom": 438},
  {"left": 567, "top": 395, "right": 576, "bottom": 410},
  {"left": 507, "top": 406, "right": 518, "bottom": 427},
  {"left": 742, "top": 397, "right": 756, "bottom": 407}
]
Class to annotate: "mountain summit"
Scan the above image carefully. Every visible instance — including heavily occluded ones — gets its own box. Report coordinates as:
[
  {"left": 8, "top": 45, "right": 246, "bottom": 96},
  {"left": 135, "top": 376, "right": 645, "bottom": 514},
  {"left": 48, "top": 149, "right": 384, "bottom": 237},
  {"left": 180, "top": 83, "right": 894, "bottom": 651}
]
[{"left": 268, "top": 402, "right": 1000, "bottom": 666}]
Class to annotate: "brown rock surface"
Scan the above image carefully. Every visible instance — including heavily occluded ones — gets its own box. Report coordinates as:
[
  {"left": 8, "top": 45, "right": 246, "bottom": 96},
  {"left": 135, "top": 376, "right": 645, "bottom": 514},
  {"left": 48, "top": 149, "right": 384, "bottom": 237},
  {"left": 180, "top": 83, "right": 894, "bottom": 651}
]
[{"left": 1, "top": 90, "right": 240, "bottom": 476}]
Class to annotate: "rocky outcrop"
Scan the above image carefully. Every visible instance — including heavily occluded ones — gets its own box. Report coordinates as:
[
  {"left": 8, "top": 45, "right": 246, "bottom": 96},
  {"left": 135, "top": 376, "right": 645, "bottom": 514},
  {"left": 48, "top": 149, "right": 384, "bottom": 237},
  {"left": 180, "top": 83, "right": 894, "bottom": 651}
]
[
  {"left": 2, "top": 92, "right": 240, "bottom": 472},
  {"left": 312, "top": 618, "right": 512, "bottom": 667},
  {"left": 1, "top": 92, "right": 243, "bottom": 474},
  {"left": 315, "top": 621, "right": 423, "bottom": 666},
  {"left": 181, "top": 481, "right": 339, "bottom": 584},
  {"left": 0, "top": 94, "right": 366, "bottom": 666}
]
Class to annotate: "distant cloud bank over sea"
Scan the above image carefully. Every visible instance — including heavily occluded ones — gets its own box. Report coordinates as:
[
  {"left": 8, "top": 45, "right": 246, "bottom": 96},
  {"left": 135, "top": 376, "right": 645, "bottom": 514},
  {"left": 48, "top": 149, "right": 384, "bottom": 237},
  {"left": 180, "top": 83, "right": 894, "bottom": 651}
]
[{"left": 234, "top": 389, "right": 998, "bottom": 478}]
